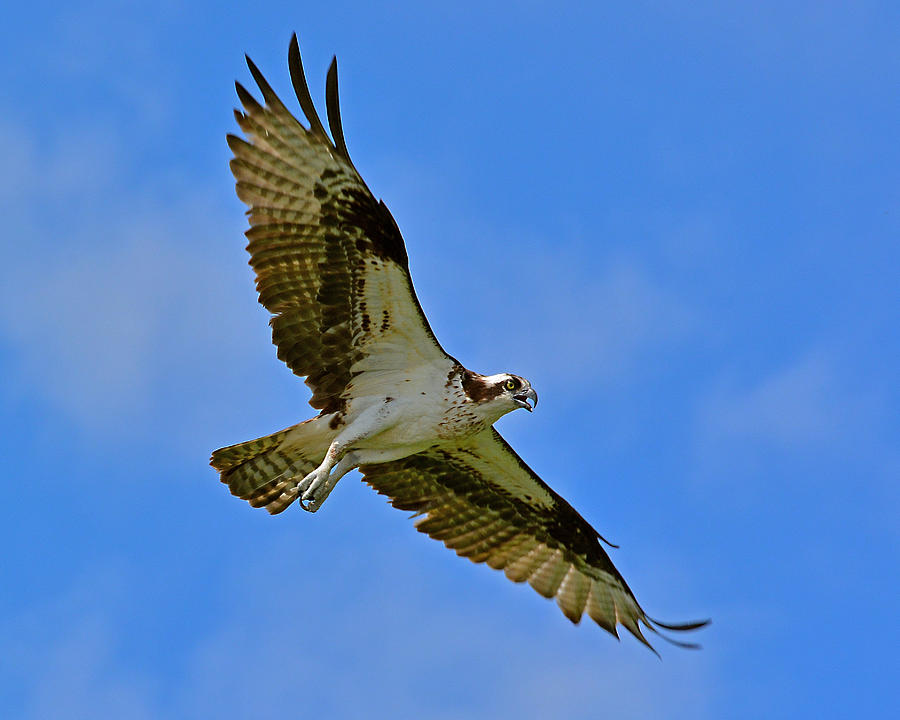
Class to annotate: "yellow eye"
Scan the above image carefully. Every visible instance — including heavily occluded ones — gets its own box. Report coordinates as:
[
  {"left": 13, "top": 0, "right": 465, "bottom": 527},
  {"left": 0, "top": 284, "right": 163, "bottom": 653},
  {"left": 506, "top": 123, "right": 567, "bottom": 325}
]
[{"left": 505, "top": 379, "right": 517, "bottom": 391}]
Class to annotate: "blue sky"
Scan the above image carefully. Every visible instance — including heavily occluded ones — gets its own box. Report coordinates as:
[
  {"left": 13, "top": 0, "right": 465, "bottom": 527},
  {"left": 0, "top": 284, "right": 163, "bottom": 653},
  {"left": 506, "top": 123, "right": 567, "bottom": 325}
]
[{"left": 1, "top": 1, "right": 897, "bottom": 718}]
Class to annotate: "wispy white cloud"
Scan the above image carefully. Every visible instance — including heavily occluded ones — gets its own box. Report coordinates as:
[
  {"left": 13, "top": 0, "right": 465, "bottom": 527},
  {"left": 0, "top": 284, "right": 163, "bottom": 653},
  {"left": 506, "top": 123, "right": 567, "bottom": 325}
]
[
  {"left": 419, "top": 226, "right": 696, "bottom": 391},
  {"left": 700, "top": 353, "right": 839, "bottom": 448},
  {"left": 0, "top": 567, "right": 156, "bottom": 720},
  {"left": 0, "top": 118, "right": 271, "bottom": 442},
  {"left": 553, "top": 257, "right": 695, "bottom": 381},
  {"left": 0, "top": 547, "right": 712, "bottom": 720},
  {"left": 691, "top": 345, "right": 898, "bottom": 526},
  {"left": 173, "top": 540, "right": 713, "bottom": 720},
  {"left": 23, "top": 615, "right": 155, "bottom": 720},
  {"left": 697, "top": 350, "right": 877, "bottom": 450},
  {"left": 1, "top": 237, "right": 256, "bottom": 432},
  {"left": 0, "top": 119, "right": 119, "bottom": 206},
  {"left": 0, "top": 109, "right": 695, "bottom": 439}
]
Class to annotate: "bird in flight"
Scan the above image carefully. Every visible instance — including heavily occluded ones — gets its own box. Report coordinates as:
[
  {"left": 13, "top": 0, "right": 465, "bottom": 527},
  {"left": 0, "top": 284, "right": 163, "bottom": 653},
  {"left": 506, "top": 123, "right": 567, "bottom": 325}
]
[{"left": 212, "top": 34, "right": 707, "bottom": 651}]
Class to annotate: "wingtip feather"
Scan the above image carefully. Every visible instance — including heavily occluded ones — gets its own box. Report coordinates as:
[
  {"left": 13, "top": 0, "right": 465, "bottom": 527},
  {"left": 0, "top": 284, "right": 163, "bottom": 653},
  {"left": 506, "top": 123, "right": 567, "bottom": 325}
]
[
  {"left": 325, "top": 56, "right": 354, "bottom": 167},
  {"left": 244, "top": 54, "right": 272, "bottom": 106},
  {"left": 234, "top": 81, "right": 260, "bottom": 112},
  {"left": 288, "top": 32, "right": 329, "bottom": 140},
  {"left": 648, "top": 616, "right": 711, "bottom": 632}
]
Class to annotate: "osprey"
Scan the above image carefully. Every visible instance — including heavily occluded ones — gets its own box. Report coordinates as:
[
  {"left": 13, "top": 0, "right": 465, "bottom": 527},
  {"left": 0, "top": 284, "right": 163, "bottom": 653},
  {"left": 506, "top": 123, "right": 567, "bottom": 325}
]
[{"left": 212, "top": 35, "right": 707, "bottom": 651}]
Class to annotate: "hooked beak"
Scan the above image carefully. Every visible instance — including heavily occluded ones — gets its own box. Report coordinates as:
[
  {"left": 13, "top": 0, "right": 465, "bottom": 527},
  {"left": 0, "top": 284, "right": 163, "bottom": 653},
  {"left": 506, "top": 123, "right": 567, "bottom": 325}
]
[{"left": 513, "top": 387, "right": 538, "bottom": 412}]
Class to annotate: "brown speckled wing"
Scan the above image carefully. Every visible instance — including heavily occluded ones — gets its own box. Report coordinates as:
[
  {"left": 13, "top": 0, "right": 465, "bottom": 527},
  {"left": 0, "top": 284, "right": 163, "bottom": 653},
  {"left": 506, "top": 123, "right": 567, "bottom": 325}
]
[
  {"left": 229, "top": 35, "right": 453, "bottom": 412},
  {"left": 362, "top": 428, "right": 707, "bottom": 650}
]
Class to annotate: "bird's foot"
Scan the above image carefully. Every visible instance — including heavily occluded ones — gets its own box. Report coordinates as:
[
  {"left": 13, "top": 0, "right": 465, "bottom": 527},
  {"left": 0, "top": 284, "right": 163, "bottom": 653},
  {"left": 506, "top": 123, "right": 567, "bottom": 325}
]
[{"left": 297, "top": 467, "right": 331, "bottom": 513}]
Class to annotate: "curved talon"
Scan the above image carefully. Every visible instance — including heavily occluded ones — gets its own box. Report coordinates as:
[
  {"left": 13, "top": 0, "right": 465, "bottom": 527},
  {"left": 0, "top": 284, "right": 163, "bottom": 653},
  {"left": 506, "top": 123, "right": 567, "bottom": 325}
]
[{"left": 295, "top": 453, "right": 356, "bottom": 514}]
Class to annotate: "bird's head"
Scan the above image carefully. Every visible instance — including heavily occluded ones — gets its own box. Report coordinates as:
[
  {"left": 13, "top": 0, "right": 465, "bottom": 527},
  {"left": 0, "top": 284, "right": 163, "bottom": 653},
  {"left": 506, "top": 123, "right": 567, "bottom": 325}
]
[{"left": 462, "top": 371, "right": 538, "bottom": 423}]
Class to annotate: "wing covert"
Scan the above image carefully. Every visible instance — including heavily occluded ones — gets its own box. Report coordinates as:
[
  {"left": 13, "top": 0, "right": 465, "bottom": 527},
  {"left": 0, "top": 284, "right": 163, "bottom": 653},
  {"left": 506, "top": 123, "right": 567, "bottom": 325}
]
[
  {"left": 229, "top": 34, "right": 453, "bottom": 412},
  {"left": 362, "top": 428, "right": 707, "bottom": 650}
]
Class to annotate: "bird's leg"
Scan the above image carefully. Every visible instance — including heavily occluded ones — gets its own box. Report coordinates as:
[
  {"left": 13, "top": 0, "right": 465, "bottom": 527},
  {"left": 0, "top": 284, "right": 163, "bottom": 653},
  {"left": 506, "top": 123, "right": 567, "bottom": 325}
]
[
  {"left": 298, "top": 400, "right": 396, "bottom": 512},
  {"left": 300, "top": 451, "right": 358, "bottom": 512},
  {"left": 296, "top": 440, "right": 347, "bottom": 512}
]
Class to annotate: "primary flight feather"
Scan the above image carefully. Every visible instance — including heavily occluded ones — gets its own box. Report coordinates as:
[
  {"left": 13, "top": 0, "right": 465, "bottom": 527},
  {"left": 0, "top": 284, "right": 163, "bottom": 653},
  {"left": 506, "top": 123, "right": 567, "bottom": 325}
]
[{"left": 212, "top": 34, "right": 707, "bottom": 651}]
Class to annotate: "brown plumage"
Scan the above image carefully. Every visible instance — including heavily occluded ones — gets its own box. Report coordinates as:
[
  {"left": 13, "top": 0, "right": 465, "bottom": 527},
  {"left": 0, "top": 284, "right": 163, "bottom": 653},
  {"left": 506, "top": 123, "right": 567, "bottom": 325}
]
[
  {"left": 212, "top": 34, "right": 708, "bottom": 651},
  {"left": 229, "top": 39, "right": 445, "bottom": 413}
]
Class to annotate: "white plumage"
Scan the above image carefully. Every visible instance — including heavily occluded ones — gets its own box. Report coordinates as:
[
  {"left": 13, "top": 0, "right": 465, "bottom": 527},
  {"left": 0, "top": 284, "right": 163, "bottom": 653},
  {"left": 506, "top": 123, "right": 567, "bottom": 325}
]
[{"left": 211, "top": 34, "right": 707, "bottom": 650}]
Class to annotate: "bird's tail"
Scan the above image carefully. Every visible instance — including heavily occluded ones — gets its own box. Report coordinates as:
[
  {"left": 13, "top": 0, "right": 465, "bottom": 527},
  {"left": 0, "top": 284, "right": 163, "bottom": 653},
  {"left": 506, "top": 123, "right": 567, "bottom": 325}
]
[{"left": 210, "top": 418, "right": 331, "bottom": 514}]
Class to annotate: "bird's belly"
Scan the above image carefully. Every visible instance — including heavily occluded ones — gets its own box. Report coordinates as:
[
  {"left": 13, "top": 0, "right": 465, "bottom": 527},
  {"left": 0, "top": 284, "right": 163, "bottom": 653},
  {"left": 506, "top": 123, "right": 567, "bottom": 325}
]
[
  {"left": 366, "top": 411, "right": 446, "bottom": 448},
  {"left": 347, "top": 394, "right": 484, "bottom": 459}
]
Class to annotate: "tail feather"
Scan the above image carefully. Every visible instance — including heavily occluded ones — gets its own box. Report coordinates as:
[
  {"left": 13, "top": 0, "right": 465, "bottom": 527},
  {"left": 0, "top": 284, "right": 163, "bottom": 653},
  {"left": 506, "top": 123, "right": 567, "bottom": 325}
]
[{"left": 210, "top": 419, "right": 327, "bottom": 514}]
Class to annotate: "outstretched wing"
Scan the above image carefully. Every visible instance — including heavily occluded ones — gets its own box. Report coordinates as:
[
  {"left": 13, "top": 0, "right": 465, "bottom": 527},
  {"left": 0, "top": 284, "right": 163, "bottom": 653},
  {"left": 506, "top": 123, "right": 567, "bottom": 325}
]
[
  {"left": 362, "top": 428, "right": 707, "bottom": 650},
  {"left": 229, "top": 35, "right": 454, "bottom": 413}
]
